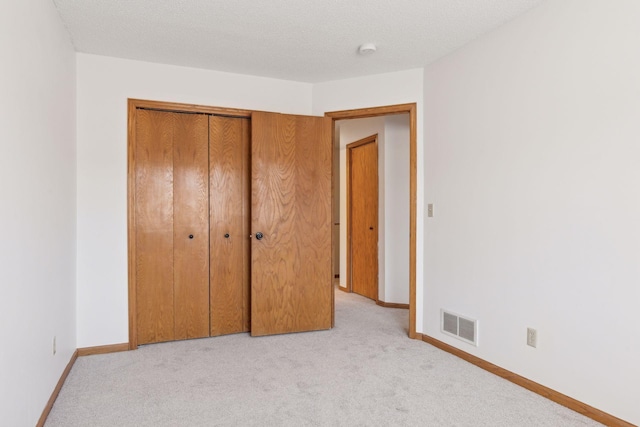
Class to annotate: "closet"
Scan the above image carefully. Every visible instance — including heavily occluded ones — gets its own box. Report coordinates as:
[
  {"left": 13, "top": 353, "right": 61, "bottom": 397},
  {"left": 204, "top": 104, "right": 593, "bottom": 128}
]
[{"left": 129, "top": 101, "right": 332, "bottom": 347}]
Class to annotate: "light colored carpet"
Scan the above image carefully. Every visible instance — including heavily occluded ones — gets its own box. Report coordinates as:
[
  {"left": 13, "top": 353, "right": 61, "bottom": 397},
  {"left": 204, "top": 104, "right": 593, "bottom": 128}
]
[{"left": 46, "top": 290, "right": 601, "bottom": 426}]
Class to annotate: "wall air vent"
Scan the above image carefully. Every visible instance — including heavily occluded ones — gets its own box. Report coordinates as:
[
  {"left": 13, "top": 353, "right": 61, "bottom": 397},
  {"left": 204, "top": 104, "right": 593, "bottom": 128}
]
[{"left": 440, "top": 309, "right": 478, "bottom": 346}]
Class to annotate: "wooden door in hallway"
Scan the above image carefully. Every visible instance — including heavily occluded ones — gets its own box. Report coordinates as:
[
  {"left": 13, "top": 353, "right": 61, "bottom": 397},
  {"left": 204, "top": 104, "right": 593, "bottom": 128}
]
[
  {"left": 135, "top": 110, "right": 210, "bottom": 344},
  {"left": 348, "top": 135, "right": 378, "bottom": 301},
  {"left": 250, "top": 112, "right": 333, "bottom": 336}
]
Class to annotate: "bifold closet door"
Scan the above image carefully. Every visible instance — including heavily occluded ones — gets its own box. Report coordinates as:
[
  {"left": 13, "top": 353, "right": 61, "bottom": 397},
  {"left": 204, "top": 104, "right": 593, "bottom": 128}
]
[
  {"left": 250, "top": 112, "right": 333, "bottom": 336},
  {"left": 209, "top": 116, "right": 250, "bottom": 336},
  {"left": 135, "top": 110, "right": 210, "bottom": 345}
]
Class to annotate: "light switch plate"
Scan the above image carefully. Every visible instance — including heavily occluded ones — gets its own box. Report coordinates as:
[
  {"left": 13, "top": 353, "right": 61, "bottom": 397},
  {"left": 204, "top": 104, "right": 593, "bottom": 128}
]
[{"left": 527, "top": 328, "right": 537, "bottom": 348}]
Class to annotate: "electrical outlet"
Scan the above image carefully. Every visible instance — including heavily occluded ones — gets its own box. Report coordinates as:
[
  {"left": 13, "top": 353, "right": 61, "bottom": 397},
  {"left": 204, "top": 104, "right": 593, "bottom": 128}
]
[
  {"left": 428, "top": 203, "right": 434, "bottom": 217},
  {"left": 527, "top": 328, "right": 537, "bottom": 348},
  {"left": 53, "top": 336, "right": 56, "bottom": 355}
]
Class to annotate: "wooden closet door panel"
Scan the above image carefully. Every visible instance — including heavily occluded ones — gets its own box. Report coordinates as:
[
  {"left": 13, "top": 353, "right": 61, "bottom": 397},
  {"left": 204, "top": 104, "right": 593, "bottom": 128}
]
[
  {"left": 209, "top": 116, "right": 250, "bottom": 336},
  {"left": 135, "top": 109, "right": 175, "bottom": 345},
  {"left": 173, "top": 113, "right": 210, "bottom": 340},
  {"left": 251, "top": 112, "right": 333, "bottom": 336},
  {"left": 350, "top": 140, "right": 378, "bottom": 301}
]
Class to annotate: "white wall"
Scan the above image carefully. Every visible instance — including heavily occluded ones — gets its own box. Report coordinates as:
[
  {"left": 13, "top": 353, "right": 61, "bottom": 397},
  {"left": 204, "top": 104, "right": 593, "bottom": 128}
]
[
  {"left": 76, "top": 54, "right": 313, "bottom": 347},
  {"left": 313, "top": 69, "right": 424, "bottom": 327},
  {"left": 0, "top": 1, "right": 77, "bottom": 425},
  {"left": 422, "top": 0, "right": 640, "bottom": 424},
  {"left": 337, "top": 116, "right": 410, "bottom": 304},
  {"left": 383, "top": 115, "right": 410, "bottom": 304}
]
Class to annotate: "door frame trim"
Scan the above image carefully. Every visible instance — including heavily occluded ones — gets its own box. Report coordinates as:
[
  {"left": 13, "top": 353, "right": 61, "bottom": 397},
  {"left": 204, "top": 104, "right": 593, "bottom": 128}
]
[
  {"left": 325, "top": 103, "right": 418, "bottom": 339},
  {"left": 127, "top": 99, "right": 252, "bottom": 350},
  {"left": 346, "top": 134, "right": 379, "bottom": 300}
]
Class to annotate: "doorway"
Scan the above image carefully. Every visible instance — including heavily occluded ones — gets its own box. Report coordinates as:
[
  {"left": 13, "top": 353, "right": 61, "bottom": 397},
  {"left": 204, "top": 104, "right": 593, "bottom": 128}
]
[{"left": 326, "top": 104, "right": 418, "bottom": 339}]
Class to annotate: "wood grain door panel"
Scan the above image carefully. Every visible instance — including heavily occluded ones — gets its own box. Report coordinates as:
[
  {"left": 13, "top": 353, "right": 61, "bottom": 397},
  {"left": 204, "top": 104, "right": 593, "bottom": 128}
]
[
  {"left": 172, "top": 112, "right": 210, "bottom": 340},
  {"left": 135, "top": 110, "right": 176, "bottom": 344},
  {"left": 209, "top": 116, "right": 251, "bottom": 336},
  {"left": 135, "top": 110, "right": 210, "bottom": 344},
  {"left": 350, "top": 138, "right": 378, "bottom": 301},
  {"left": 251, "top": 112, "right": 333, "bottom": 336}
]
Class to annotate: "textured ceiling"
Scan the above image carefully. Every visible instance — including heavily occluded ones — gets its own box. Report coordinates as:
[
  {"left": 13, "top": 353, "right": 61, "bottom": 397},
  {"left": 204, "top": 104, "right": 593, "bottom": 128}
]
[{"left": 53, "top": 0, "right": 543, "bottom": 83}]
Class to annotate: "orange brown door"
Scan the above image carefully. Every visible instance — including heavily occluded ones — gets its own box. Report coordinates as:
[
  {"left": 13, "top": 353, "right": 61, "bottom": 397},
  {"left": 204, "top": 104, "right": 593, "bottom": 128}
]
[
  {"left": 172, "top": 113, "right": 210, "bottom": 340},
  {"left": 348, "top": 135, "right": 378, "bottom": 301},
  {"left": 209, "top": 116, "right": 251, "bottom": 336},
  {"left": 134, "top": 110, "right": 210, "bottom": 344},
  {"left": 250, "top": 112, "right": 333, "bottom": 336},
  {"left": 135, "top": 109, "right": 175, "bottom": 345}
]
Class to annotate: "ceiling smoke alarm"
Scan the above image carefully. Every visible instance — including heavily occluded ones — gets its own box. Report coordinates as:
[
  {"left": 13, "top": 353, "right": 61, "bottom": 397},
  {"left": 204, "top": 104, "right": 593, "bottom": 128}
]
[{"left": 358, "top": 43, "right": 377, "bottom": 55}]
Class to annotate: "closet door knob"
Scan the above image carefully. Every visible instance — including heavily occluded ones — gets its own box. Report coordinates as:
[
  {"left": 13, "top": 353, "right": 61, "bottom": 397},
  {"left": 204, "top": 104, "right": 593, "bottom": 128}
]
[
  {"left": 188, "top": 234, "right": 194, "bottom": 239},
  {"left": 255, "top": 232, "right": 264, "bottom": 240},
  {"left": 224, "top": 233, "right": 230, "bottom": 238}
]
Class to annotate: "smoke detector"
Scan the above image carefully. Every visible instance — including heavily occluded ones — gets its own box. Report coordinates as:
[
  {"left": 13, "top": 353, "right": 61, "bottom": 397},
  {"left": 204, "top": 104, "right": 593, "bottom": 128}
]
[{"left": 358, "top": 43, "right": 377, "bottom": 55}]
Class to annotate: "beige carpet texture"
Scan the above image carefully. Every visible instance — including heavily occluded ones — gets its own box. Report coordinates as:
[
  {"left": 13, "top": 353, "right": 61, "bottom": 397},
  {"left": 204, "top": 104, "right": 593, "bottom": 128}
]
[{"left": 46, "top": 290, "right": 601, "bottom": 426}]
